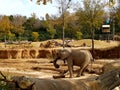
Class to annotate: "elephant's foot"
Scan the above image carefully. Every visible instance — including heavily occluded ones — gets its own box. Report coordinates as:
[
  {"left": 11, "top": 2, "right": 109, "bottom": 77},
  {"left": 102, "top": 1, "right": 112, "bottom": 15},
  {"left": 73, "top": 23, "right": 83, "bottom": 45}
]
[
  {"left": 63, "top": 70, "right": 68, "bottom": 74},
  {"left": 81, "top": 73, "right": 85, "bottom": 76},
  {"left": 54, "top": 64, "right": 60, "bottom": 68},
  {"left": 53, "top": 74, "right": 65, "bottom": 79},
  {"left": 69, "top": 75, "right": 73, "bottom": 78},
  {"left": 76, "top": 73, "right": 85, "bottom": 77},
  {"left": 76, "top": 74, "right": 81, "bottom": 77}
]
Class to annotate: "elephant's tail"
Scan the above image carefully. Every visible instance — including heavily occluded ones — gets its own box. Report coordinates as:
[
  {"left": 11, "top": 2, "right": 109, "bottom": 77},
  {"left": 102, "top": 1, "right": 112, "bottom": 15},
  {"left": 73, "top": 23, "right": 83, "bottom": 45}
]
[
  {"left": 89, "top": 51, "right": 94, "bottom": 73},
  {"left": 91, "top": 54, "right": 94, "bottom": 62},
  {"left": 89, "top": 51, "right": 94, "bottom": 62}
]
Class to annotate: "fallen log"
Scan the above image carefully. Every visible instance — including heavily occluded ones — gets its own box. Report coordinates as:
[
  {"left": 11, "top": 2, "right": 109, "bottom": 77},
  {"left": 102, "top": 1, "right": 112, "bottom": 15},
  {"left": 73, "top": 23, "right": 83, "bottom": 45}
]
[{"left": 9, "top": 68, "right": 120, "bottom": 90}]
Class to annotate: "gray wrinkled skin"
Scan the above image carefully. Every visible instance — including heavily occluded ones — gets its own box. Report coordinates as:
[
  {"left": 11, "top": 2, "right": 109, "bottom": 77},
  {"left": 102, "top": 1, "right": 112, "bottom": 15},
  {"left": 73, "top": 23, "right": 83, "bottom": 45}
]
[{"left": 53, "top": 49, "right": 93, "bottom": 78}]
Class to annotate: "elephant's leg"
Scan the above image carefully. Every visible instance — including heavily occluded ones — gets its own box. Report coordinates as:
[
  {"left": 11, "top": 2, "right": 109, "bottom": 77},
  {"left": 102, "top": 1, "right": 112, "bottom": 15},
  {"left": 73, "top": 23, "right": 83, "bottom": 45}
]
[
  {"left": 53, "top": 58, "right": 60, "bottom": 68},
  {"left": 68, "top": 65, "right": 73, "bottom": 78},
  {"left": 76, "top": 65, "right": 88, "bottom": 77},
  {"left": 63, "top": 69, "right": 69, "bottom": 74},
  {"left": 63, "top": 59, "right": 66, "bottom": 64},
  {"left": 76, "top": 68, "right": 82, "bottom": 77},
  {"left": 81, "top": 65, "right": 88, "bottom": 75},
  {"left": 67, "top": 59, "right": 73, "bottom": 78}
]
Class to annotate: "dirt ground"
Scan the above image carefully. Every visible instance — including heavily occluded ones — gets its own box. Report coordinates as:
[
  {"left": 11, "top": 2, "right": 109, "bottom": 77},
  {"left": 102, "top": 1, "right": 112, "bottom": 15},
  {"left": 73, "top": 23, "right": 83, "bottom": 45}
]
[
  {"left": 0, "top": 58, "right": 119, "bottom": 79},
  {"left": 0, "top": 58, "right": 58, "bottom": 78},
  {"left": 0, "top": 39, "right": 119, "bottom": 79}
]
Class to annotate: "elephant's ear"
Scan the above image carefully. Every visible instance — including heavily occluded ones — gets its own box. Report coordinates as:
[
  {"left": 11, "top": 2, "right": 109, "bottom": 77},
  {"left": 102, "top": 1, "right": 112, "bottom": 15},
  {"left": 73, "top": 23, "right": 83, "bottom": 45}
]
[
  {"left": 63, "top": 49, "right": 72, "bottom": 54},
  {"left": 62, "top": 49, "right": 72, "bottom": 58},
  {"left": 63, "top": 49, "right": 71, "bottom": 52}
]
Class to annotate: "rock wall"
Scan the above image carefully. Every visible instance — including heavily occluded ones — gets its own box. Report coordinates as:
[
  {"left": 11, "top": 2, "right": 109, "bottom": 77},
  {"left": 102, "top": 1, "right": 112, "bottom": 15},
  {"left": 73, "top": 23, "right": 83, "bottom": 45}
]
[
  {"left": 0, "top": 49, "right": 56, "bottom": 59},
  {"left": 0, "top": 47, "right": 119, "bottom": 59},
  {"left": 91, "top": 47, "right": 120, "bottom": 59}
]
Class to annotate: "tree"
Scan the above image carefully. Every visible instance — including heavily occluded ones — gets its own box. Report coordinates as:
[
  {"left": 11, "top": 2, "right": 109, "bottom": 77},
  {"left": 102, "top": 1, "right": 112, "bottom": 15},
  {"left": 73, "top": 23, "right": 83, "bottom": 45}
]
[
  {"left": 64, "top": 12, "right": 80, "bottom": 39},
  {"left": 55, "top": 0, "right": 72, "bottom": 48},
  {"left": 0, "top": 15, "right": 12, "bottom": 46},
  {"left": 31, "top": 0, "right": 52, "bottom": 5},
  {"left": 11, "top": 15, "right": 26, "bottom": 40},
  {"left": 43, "top": 12, "right": 81, "bottom": 40},
  {"left": 30, "top": 0, "right": 81, "bottom": 41},
  {"left": 113, "top": 6, "right": 120, "bottom": 35},
  {"left": 23, "top": 16, "right": 35, "bottom": 31},
  {"left": 44, "top": 13, "right": 56, "bottom": 39},
  {"left": 76, "top": 0, "right": 105, "bottom": 60},
  {"left": 109, "top": 0, "right": 115, "bottom": 6},
  {"left": 31, "top": 0, "right": 72, "bottom": 45},
  {"left": 23, "top": 13, "right": 43, "bottom": 41},
  {"left": 76, "top": 0, "right": 104, "bottom": 33}
]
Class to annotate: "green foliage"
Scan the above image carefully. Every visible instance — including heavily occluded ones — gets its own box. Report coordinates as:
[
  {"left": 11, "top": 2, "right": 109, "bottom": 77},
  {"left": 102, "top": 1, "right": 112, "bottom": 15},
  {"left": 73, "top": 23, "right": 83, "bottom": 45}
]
[
  {"left": 0, "top": 16, "right": 12, "bottom": 33},
  {"left": 8, "top": 32, "right": 15, "bottom": 41},
  {"left": 0, "top": 86, "right": 10, "bottom": 90},
  {"left": 113, "top": 6, "right": 120, "bottom": 35},
  {"left": 44, "top": 14, "right": 56, "bottom": 39},
  {"left": 23, "top": 16, "right": 35, "bottom": 31},
  {"left": 32, "top": 32, "right": 39, "bottom": 41},
  {"left": 11, "top": 15, "right": 25, "bottom": 39},
  {"left": 0, "top": 33, "right": 4, "bottom": 41},
  {"left": 0, "top": 15, "right": 13, "bottom": 42},
  {"left": 75, "top": 31, "right": 82, "bottom": 40},
  {"left": 0, "top": 72, "right": 13, "bottom": 90},
  {"left": 47, "top": 27, "right": 56, "bottom": 39},
  {"left": 1, "top": 0, "right": 120, "bottom": 41},
  {"left": 23, "top": 30, "right": 32, "bottom": 41},
  {"left": 76, "top": 0, "right": 104, "bottom": 38}
]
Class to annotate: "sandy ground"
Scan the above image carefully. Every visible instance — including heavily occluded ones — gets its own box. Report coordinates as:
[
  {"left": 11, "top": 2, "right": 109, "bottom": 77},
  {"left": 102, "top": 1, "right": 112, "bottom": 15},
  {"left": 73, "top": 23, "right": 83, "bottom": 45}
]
[
  {"left": 0, "top": 39, "right": 119, "bottom": 79},
  {"left": 0, "top": 58, "right": 58, "bottom": 78},
  {"left": 0, "top": 58, "right": 119, "bottom": 79}
]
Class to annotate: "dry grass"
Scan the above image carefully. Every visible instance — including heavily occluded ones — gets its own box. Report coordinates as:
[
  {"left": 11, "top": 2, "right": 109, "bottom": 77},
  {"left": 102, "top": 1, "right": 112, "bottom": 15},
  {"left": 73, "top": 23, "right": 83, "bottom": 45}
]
[
  {"left": 0, "top": 39, "right": 119, "bottom": 49},
  {"left": 32, "top": 39, "right": 119, "bottom": 49},
  {"left": 69, "top": 39, "right": 119, "bottom": 49}
]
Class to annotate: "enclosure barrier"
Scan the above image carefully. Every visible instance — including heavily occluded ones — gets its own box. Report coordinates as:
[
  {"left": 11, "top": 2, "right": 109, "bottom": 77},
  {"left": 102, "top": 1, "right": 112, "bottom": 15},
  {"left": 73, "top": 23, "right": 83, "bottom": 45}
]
[{"left": 0, "top": 47, "right": 120, "bottom": 59}]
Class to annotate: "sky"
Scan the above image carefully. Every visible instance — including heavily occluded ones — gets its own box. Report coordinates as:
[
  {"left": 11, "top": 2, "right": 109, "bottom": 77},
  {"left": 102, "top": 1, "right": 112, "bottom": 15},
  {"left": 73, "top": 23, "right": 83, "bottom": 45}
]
[{"left": 0, "top": 0, "right": 59, "bottom": 18}]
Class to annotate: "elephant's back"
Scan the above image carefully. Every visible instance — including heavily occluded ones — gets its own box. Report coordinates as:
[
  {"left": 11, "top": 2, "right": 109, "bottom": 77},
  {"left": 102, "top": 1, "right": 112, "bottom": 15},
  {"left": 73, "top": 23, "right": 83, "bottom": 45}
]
[{"left": 72, "top": 50, "right": 91, "bottom": 66}]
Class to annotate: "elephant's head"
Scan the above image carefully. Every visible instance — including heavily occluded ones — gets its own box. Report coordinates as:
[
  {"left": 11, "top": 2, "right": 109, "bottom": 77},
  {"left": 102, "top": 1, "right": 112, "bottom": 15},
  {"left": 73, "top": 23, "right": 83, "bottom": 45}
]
[{"left": 53, "top": 49, "right": 71, "bottom": 68}]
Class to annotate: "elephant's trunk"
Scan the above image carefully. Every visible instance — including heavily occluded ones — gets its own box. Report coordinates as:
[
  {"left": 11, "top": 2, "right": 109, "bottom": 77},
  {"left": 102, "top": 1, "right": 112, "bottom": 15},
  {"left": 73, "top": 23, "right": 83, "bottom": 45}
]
[{"left": 53, "top": 58, "right": 60, "bottom": 68}]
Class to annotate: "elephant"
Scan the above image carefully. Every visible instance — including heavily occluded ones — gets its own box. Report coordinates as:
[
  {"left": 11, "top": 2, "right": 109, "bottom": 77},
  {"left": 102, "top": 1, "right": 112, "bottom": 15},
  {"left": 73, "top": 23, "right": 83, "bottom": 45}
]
[{"left": 53, "top": 49, "right": 93, "bottom": 78}]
